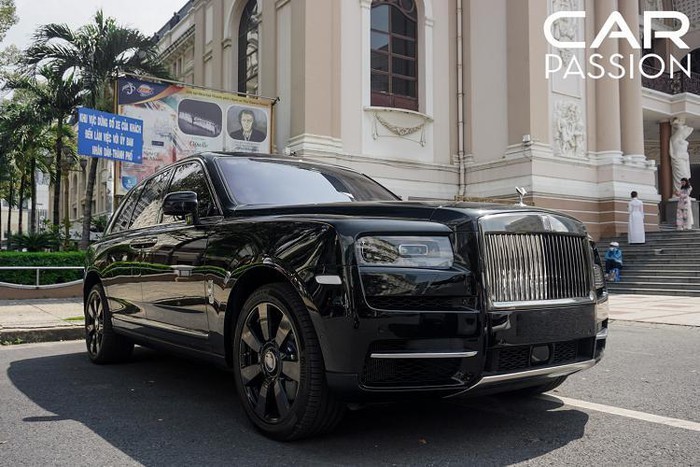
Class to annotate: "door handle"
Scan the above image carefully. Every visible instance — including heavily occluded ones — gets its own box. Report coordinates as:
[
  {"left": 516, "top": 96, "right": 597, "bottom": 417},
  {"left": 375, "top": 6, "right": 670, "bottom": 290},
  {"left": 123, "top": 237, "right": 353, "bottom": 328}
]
[{"left": 129, "top": 239, "right": 157, "bottom": 249}]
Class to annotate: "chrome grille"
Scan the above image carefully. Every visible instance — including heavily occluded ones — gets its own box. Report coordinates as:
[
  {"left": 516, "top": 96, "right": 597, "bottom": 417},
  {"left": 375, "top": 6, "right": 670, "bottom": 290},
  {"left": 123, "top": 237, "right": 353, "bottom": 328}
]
[{"left": 483, "top": 234, "right": 591, "bottom": 303}]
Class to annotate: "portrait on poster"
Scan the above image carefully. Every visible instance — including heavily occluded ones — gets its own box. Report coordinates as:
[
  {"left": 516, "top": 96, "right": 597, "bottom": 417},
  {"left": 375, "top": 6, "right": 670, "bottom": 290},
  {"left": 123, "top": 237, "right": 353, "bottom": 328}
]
[{"left": 227, "top": 105, "right": 268, "bottom": 143}]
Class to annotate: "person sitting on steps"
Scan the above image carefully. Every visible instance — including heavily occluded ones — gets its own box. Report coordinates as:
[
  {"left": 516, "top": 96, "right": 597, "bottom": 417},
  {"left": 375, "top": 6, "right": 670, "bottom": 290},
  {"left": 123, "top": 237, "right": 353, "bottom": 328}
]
[{"left": 604, "top": 241, "right": 623, "bottom": 282}]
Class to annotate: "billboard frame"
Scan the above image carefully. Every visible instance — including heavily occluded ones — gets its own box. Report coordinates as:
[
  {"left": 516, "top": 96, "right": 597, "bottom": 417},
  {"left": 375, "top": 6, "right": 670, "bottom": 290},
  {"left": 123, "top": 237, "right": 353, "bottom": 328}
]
[{"left": 113, "top": 73, "right": 279, "bottom": 200}]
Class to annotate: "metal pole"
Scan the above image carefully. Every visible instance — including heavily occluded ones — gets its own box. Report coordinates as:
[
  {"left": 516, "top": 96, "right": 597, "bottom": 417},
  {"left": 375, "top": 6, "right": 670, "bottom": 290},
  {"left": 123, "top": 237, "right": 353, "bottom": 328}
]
[
  {"left": 456, "top": 0, "right": 466, "bottom": 198},
  {"left": 63, "top": 171, "right": 70, "bottom": 247},
  {"left": 36, "top": 268, "right": 40, "bottom": 286}
]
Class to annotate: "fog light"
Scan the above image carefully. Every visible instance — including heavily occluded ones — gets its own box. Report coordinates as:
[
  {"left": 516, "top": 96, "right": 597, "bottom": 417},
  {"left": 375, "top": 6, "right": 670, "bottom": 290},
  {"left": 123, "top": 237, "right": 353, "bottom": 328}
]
[{"left": 531, "top": 345, "right": 550, "bottom": 365}]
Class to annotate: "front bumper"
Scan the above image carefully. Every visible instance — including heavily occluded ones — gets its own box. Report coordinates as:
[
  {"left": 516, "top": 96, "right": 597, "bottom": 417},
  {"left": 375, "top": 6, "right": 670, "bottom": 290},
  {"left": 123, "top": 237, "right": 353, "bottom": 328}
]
[
  {"left": 310, "top": 264, "right": 607, "bottom": 401},
  {"left": 447, "top": 359, "right": 597, "bottom": 398}
]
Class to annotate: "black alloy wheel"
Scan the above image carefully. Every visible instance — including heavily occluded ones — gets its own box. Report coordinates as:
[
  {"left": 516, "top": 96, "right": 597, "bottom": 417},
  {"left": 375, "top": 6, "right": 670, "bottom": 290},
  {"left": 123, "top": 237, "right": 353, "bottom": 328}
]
[
  {"left": 234, "top": 283, "right": 345, "bottom": 440},
  {"left": 85, "top": 288, "right": 105, "bottom": 358},
  {"left": 84, "top": 284, "right": 133, "bottom": 364}
]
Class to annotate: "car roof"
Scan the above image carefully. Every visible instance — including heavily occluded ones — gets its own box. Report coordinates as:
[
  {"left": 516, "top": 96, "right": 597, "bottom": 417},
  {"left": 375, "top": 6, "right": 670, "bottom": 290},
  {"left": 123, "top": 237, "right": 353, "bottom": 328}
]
[{"left": 193, "top": 151, "right": 362, "bottom": 174}]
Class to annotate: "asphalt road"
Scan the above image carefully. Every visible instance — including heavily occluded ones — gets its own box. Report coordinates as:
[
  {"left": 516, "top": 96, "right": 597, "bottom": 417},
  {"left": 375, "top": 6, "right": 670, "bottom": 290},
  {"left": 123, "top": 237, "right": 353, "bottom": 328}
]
[{"left": 0, "top": 321, "right": 698, "bottom": 466}]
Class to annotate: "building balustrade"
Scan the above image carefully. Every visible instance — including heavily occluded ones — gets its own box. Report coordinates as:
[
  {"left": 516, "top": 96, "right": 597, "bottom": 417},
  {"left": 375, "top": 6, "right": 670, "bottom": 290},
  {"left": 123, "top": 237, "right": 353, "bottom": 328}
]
[{"left": 642, "top": 64, "right": 700, "bottom": 96}]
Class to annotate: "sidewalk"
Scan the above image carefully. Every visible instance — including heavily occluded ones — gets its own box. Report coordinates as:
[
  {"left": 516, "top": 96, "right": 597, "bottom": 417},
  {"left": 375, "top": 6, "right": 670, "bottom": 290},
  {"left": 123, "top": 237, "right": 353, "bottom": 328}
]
[
  {"left": 0, "top": 294, "right": 699, "bottom": 344},
  {"left": 0, "top": 298, "right": 84, "bottom": 343}
]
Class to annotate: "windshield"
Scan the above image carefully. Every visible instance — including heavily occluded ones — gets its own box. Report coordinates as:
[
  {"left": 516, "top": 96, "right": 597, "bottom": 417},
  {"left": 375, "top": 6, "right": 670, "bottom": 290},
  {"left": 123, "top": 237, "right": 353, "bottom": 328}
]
[{"left": 216, "top": 157, "right": 399, "bottom": 206}]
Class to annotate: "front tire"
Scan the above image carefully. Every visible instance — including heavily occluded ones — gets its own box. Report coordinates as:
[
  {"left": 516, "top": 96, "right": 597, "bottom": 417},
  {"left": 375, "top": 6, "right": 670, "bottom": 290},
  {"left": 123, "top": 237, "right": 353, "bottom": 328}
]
[
  {"left": 85, "top": 284, "right": 133, "bottom": 364},
  {"left": 233, "top": 283, "right": 345, "bottom": 440}
]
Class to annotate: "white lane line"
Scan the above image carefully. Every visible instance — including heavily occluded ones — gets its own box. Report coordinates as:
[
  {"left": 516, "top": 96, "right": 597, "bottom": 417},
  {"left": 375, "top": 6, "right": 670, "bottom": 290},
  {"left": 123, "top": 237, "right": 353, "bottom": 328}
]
[
  {"left": 541, "top": 394, "right": 700, "bottom": 432},
  {"left": 614, "top": 349, "right": 656, "bottom": 357}
]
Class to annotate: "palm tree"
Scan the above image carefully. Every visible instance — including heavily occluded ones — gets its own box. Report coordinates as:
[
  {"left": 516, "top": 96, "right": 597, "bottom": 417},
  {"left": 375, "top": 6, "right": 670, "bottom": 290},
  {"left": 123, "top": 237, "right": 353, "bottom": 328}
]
[
  {"left": 7, "top": 65, "right": 84, "bottom": 227},
  {"left": 24, "top": 9, "right": 170, "bottom": 249},
  {"left": 0, "top": 96, "right": 53, "bottom": 236},
  {"left": 0, "top": 144, "right": 14, "bottom": 244}
]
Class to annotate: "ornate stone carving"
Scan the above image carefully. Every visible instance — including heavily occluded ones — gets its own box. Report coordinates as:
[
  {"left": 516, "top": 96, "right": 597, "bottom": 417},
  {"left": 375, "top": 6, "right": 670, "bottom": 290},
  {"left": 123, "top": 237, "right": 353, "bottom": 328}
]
[
  {"left": 670, "top": 117, "right": 693, "bottom": 193},
  {"left": 367, "top": 107, "right": 432, "bottom": 146},
  {"left": 553, "top": 101, "right": 585, "bottom": 158},
  {"left": 375, "top": 114, "right": 425, "bottom": 137},
  {"left": 551, "top": 0, "right": 579, "bottom": 65}
]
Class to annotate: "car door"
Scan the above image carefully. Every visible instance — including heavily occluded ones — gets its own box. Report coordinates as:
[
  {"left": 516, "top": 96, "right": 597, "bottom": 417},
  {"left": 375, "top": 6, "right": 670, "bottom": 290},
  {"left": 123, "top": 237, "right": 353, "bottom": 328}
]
[
  {"left": 99, "top": 183, "right": 148, "bottom": 322},
  {"left": 139, "top": 160, "right": 221, "bottom": 350},
  {"left": 114, "top": 170, "right": 174, "bottom": 330}
]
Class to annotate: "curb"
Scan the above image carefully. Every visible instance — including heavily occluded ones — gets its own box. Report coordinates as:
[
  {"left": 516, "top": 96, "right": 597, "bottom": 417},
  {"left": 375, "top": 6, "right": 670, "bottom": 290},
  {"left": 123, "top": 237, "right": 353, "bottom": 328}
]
[{"left": 0, "top": 326, "right": 84, "bottom": 345}]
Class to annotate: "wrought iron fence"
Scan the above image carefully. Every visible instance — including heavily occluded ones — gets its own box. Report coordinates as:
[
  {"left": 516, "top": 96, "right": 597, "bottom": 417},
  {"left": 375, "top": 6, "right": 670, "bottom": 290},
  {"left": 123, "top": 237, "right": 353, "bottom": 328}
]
[{"left": 642, "top": 64, "right": 700, "bottom": 95}]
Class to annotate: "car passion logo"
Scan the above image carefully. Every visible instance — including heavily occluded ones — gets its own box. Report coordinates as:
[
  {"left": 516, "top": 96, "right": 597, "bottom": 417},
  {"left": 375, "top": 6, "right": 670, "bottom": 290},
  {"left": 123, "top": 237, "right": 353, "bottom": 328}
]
[{"left": 544, "top": 10, "right": 691, "bottom": 80}]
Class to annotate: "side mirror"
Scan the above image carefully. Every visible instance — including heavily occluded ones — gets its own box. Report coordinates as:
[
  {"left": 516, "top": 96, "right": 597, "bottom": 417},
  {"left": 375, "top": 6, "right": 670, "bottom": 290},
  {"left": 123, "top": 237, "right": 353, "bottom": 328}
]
[{"left": 163, "top": 191, "right": 199, "bottom": 224}]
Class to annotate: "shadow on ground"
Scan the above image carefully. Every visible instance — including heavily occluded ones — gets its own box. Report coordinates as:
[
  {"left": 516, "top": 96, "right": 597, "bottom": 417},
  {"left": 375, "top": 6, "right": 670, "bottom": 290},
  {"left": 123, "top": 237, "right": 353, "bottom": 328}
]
[{"left": 8, "top": 347, "right": 588, "bottom": 465}]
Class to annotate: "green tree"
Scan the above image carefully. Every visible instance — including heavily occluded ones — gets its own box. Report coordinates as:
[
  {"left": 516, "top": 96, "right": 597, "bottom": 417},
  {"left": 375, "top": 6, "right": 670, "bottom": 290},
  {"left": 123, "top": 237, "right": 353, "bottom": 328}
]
[
  {"left": 0, "top": 95, "right": 53, "bottom": 238},
  {"left": 7, "top": 65, "right": 84, "bottom": 227},
  {"left": 24, "top": 10, "right": 170, "bottom": 249},
  {"left": 0, "top": 0, "right": 17, "bottom": 43}
]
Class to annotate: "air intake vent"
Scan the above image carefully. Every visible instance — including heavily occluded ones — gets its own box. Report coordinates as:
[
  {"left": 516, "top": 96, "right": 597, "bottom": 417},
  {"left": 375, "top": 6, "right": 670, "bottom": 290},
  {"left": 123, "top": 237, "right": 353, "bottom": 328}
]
[{"left": 483, "top": 233, "right": 592, "bottom": 303}]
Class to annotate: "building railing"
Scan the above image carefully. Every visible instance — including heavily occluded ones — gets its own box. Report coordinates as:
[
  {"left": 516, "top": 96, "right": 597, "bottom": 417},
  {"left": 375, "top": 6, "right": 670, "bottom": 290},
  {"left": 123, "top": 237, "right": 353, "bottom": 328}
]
[
  {"left": 0, "top": 266, "right": 84, "bottom": 288},
  {"left": 642, "top": 64, "right": 700, "bottom": 96}
]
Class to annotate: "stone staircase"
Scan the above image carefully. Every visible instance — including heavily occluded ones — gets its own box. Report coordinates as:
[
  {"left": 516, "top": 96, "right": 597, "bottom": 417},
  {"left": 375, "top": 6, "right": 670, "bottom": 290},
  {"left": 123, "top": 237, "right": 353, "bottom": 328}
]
[{"left": 598, "top": 230, "right": 700, "bottom": 297}]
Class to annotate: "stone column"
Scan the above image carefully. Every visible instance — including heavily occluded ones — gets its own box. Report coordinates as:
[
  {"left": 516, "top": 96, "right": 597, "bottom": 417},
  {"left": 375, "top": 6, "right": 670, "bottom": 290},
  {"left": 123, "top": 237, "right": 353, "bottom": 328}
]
[
  {"left": 193, "top": 2, "right": 205, "bottom": 86},
  {"left": 618, "top": 0, "right": 645, "bottom": 162},
  {"left": 211, "top": 0, "right": 223, "bottom": 89},
  {"left": 659, "top": 120, "right": 672, "bottom": 200},
  {"left": 594, "top": 0, "right": 622, "bottom": 157},
  {"left": 288, "top": 0, "right": 341, "bottom": 152}
]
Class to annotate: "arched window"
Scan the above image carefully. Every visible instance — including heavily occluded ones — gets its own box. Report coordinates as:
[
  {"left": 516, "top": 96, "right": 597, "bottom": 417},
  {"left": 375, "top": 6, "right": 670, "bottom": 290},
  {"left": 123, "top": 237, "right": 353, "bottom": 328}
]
[
  {"left": 238, "top": 0, "right": 260, "bottom": 95},
  {"left": 370, "top": 0, "right": 418, "bottom": 111}
]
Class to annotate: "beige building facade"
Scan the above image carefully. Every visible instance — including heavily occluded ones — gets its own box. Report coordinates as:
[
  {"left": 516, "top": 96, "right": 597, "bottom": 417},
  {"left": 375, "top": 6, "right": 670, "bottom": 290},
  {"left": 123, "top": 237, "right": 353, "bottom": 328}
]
[
  {"left": 47, "top": 157, "right": 113, "bottom": 239},
  {"left": 144, "top": 0, "right": 700, "bottom": 239}
]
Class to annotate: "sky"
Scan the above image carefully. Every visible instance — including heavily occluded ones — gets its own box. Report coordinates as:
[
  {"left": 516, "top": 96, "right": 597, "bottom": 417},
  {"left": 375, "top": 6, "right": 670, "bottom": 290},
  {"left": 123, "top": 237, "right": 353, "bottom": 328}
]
[{"left": 1, "top": 0, "right": 187, "bottom": 51}]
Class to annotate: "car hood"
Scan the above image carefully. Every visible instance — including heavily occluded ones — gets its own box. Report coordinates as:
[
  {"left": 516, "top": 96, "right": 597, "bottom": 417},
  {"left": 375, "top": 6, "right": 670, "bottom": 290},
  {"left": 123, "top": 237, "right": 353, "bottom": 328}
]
[{"left": 229, "top": 201, "right": 587, "bottom": 234}]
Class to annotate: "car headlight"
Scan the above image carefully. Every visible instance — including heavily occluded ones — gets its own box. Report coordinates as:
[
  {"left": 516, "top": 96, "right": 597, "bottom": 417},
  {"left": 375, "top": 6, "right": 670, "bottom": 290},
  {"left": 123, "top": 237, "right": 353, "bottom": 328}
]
[
  {"left": 356, "top": 236, "right": 454, "bottom": 268},
  {"left": 593, "top": 263, "right": 605, "bottom": 289}
]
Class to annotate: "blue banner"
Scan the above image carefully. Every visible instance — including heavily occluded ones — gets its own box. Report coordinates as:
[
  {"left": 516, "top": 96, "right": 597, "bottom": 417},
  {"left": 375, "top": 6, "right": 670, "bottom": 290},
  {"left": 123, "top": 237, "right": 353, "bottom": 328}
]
[{"left": 77, "top": 108, "right": 143, "bottom": 164}]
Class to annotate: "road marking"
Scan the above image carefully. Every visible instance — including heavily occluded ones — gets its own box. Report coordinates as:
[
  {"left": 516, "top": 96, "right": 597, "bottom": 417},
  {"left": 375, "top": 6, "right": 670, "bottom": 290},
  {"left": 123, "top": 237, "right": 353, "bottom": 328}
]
[
  {"left": 614, "top": 349, "right": 656, "bottom": 357},
  {"left": 541, "top": 394, "right": 700, "bottom": 432}
]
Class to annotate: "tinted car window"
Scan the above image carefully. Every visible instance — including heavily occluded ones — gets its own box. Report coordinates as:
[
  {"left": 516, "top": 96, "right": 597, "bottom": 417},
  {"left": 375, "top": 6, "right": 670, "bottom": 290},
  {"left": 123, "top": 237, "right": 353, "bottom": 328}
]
[
  {"left": 162, "top": 161, "right": 218, "bottom": 223},
  {"left": 110, "top": 184, "right": 144, "bottom": 234},
  {"left": 130, "top": 169, "right": 173, "bottom": 230},
  {"left": 216, "top": 158, "right": 399, "bottom": 206}
]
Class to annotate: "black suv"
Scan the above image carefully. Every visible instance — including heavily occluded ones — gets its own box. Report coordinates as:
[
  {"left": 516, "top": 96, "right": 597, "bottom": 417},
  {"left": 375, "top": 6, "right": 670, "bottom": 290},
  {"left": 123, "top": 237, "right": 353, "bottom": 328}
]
[{"left": 85, "top": 152, "right": 608, "bottom": 440}]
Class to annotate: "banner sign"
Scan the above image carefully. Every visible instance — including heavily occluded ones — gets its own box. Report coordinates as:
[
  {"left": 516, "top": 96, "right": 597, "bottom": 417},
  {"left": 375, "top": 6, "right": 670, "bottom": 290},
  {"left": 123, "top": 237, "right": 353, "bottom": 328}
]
[
  {"left": 77, "top": 107, "right": 143, "bottom": 163},
  {"left": 116, "top": 77, "right": 274, "bottom": 193}
]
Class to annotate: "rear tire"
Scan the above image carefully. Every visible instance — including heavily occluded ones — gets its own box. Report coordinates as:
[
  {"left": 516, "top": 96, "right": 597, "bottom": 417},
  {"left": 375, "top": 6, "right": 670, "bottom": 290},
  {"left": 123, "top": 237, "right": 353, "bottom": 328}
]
[
  {"left": 233, "top": 283, "right": 345, "bottom": 440},
  {"left": 85, "top": 284, "right": 133, "bottom": 364}
]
